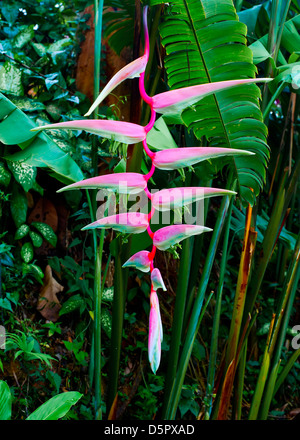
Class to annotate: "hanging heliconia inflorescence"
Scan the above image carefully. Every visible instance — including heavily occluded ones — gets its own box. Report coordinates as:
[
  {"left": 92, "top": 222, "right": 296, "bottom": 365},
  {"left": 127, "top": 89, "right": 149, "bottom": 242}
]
[{"left": 32, "top": 6, "right": 271, "bottom": 373}]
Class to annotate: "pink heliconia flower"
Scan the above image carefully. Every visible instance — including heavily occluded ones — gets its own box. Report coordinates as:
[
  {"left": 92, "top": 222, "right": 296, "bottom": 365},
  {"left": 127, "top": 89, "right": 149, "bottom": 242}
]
[
  {"left": 153, "top": 224, "right": 212, "bottom": 251},
  {"left": 148, "top": 288, "right": 163, "bottom": 374},
  {"left": 57, "top": 172, "right": 147, "bottom": 194},
  {"left": 152, "top": 187, "right": 236, "bottom": 211},
  {"left": 151, "top": 268, "right": 167, "bottom": 291},
  {"left": 153, "top": 147, "right": 255, "bottom": 170},
  {"left": 31, "top": 120, "right": 146, "bottom": 144},
  {"left": 82, "top": 212, "right": 149, "bottom": 234},
  {"left": 122, "top": 250, "right": 151, "bottom": 272},
  {"left": 152, "top": 78, "right": 272, "bottom": 115}
]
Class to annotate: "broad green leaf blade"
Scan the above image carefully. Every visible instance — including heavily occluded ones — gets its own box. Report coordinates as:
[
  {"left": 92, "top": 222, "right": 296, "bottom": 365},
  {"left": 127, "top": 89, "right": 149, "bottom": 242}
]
[
  {"left": 0, "top": 61, "right": 24, "bottom": 96},
  {"left": 59, "top": 294, "right": 85, "bottom": 316},
  {"left": 29, "top": 231, "right": 43, "bottom": 248},
  {"left": 26, "top": 391, "right": 82, "bottom": 420},
  {"left": 31, "top": 222, "right": 57, "bottom": 247},
  {"left": 0, "top": 381, "right": 12, "bottom": 420},
  {"left": 21, "top": 242, "right": 34, "bottom": 263},
  {"left": 158, "top": 0, "right": 270, "bottom": 205},
  {"left": 15, "top": 224, "right": 30, "bottom": 240},
  {"left": 146, "top": 116, "right": 178, "bottom": 150},
  {"left": 7, "top": 161, "right": 36, "bottom": 192},
  {"left": 0, "top": 92, "right": 83, "bottom": 184},
  {"left": 31, "top": 120, "right": 146, "bottom": 145},
  {"left": 10, "top": 181, "right": 27, "bottom": 228}
]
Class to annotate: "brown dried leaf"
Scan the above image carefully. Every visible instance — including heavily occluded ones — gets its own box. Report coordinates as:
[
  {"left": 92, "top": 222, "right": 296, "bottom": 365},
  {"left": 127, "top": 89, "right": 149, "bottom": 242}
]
[
  {"left": 37, "top": 265, "right": 63, "bottom": 322},
  {"left": 28, "top": 198, "right": 58, "bottom": 232}
]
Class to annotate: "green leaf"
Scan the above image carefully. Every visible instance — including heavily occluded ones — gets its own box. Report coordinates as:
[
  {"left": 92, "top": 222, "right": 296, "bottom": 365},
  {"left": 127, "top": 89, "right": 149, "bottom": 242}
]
[
  {"left": 0, "top": 3, "right": 20, "bottom": 25},
  {"left": 59, "top": 294, "right": 85, "bottom": 316},
  {"left": 29, "top": 231, "right": 43, "bottom": 248},
  {"left": 31, "top": 222, "right": 57, "bottom": 247},
  {"left": 21, "top": 242, "right": 34, "bottom": 263},
  {"left": 13, "top": 25, "right": 35, "bottom": 49},
  {"left": 101, "top": 308, "right": 112, "bottom": 338},
  {"left": 103, "top": 1, "right": 135, "bottom": 55},
  {"left": 0, "top": 381, "right": 12, "bottom": 420},
  {"left": 0, "top": 61, "right": 24, "bottom": 96},
  {"left": 0, "top": 92, "right": 83, "bottom": 184},
  {"left": 22, "top": 263, "right": 44, "bottom": 283},
  {"left": 0, "top": 298, "right": 13, "bottom": 312},
  {"left": 7, "top": 95, "right": 46, "bottom": 113},
  {"left": 0, "top": 162, "right": 11, "bottom": 187},
  {"left": 7, "top": 161, "right": 36, "bottom": 192},
  {"left": 102, "top": 287, "right": 114, "bottom": 302},
  {"left": 146, "top": 116, "right": 178, "bottom": 150},
  {"left": 158, "top": 0, "right": 269, "bottom": 205},
  {"left": 26, "top": 391, "right": 82, "bottom": 420},
  {"left": 10, "top": 181, "right": 27, "bottom": 228},
  {"left": 15, "top": 224, "right": 30, "bottom": 240}
]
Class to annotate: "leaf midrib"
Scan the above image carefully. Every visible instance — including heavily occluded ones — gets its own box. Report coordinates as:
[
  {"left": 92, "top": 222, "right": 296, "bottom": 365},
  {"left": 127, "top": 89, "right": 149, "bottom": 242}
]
[{"left": 183, "top": 0, "right": 240, "bottom": 185}]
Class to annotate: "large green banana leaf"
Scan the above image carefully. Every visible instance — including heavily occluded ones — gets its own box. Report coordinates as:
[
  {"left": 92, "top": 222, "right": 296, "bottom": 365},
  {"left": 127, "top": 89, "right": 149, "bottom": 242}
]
[
  {"left": 152, "top": 0, "right": 270, "bottom": 205},
  {"left": 0, "top": 92, "right": 83, "bottom": 184}
]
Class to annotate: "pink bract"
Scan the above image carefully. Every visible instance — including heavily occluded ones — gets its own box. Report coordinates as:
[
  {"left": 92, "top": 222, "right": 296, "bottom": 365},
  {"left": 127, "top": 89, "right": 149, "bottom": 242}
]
[
  {"left": 122, "top": 250, "right": 151, "bottom": 272},
  {"left": 151, "top": 268, "right": 167, "bottom": 291},
  {"left": 152, "top": 187, "right": 236, "bottom": 211},
  {"left": 31, "top": 120, "right": 147, "bottom": 144},
  {"left": 153, "top": 147, "right": 254, "bottom": 170},
  {"left": 153, "top": 224, "right": 212, "bottom": 251},
  {"left": 152, "top": 78, "right": 272, "bottom": 114},
  {"left": 57, "top": 172, "right": 147, "bottom": 194},
  {"left": 82, "top": 212, "right": 149, "bottom": 234},
  {"left": 148, "top": 289, "right": 163, "bottom": 374}
]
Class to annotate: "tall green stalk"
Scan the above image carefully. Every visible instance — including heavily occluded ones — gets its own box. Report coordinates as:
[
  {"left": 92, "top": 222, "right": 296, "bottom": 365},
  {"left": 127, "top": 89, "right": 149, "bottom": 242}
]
[
  {"left": 107, "top": 238, "right": 126, "bottom": 414},
  {"left": 163, "top": 176, "right": 234, "bottom": 419},
  {"left": 92, "top": 0, "right": 104, "bottom": 420},
  {"left": 204, "top": 194, "right": 235, "bottom": 419},
  {"left": 162, "top": 238, "right": 193, "bottom": 415}
]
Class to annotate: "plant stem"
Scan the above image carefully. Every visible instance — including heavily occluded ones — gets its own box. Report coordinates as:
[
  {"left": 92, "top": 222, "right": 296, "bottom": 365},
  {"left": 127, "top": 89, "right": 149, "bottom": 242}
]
[
  {"left": 163, "top": 179, "right": 234, "bottom": 419},
  {"left": 92, "top": 0, "right": 104, "bottom": 420},
  {"left": 107, "top": 237, "right": 126, "bottom": 415},
  {"left": 204, "top": 193, "right": 235, "bottom": 419},
  {"left": 94, "top": 236, "right": 104, "bottom": 419},
  {"left": 162, "top": 238, "right": 193, "bottom": 415}
]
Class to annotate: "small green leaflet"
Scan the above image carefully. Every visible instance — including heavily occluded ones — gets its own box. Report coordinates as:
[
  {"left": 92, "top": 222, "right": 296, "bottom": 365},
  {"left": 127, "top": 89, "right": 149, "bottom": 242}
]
[{"left": 31, "top": 222, "right": 57, "bottom": 247}]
